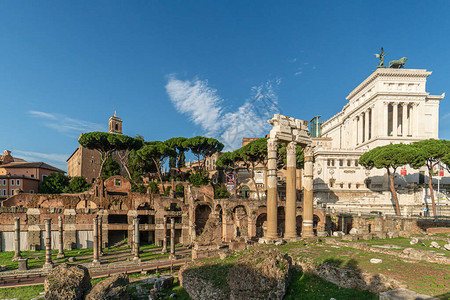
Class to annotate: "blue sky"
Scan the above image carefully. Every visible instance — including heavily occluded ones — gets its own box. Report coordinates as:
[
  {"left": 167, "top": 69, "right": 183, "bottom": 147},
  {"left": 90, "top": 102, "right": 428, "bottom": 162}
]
[{"left": 1, "top": 1, "right": 450, "bottom": 171}]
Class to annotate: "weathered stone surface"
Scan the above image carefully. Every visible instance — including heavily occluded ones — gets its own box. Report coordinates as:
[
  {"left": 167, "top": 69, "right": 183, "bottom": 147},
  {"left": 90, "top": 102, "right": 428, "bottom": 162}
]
[
  {"left": 379, "top": 288, "right": 439, "bottom": 300},
  {"left": 44, "top": 263, "right": 91, "bottom": 300},
  {"left": 332, "top": 231, "right": 345, "bottom": 237},
  {"left": 196, "top": 216, "right": 222, "bottom": 246},
  {"left": 444, "top": 244, "right": 450, "bottom": 251},
  {"left": 370, "top": 258, "right": 382, "bottom": 264},
  {"left": 180, "top": 248, "right": 291, "bottom": 300},
  {"left": 410, "top": 237, "right": 421, "bottom": 245},
  {"left": 154, "top": 275, "right": 174, "bottom": 292},
  {"left": 349, "top": 228, "right": 363, "bottom": 235},
  {"left": 85, "top": 273, "right": 129, "bottom": 300},
  {"left": 430, "top": 241, "right": 440, "bottom": 249},
  {"left": 426, "top": 227, "right": 450, "bottom": 235}
]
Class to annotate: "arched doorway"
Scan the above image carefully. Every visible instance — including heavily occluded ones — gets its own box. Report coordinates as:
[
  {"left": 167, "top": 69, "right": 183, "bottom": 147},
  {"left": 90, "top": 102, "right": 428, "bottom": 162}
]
[
  {"left": 296, "top": 215, "right": 303, "bottom": 236},
  {"left": 256, "top": 213, "right": 267, "bottom": 238},
  {"left": 239, "top": 185, "right": 250, "bottom": 198},
  {"left": 233, "top": 205, "right": 248, "bottom": 238},
  {"left": 195, "top": 205, "right": 211, "bottom": 236},
  {"left": 313, "top": 215, "right": 320, "bottom": 236}
]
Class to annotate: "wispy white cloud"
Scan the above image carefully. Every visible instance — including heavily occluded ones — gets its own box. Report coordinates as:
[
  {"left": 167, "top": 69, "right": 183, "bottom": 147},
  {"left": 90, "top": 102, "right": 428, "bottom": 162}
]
[
  {"left": 28, "top": 110, "right": 105, "bottom": 135},
  {"left": 442, "top": 112, "right": 450, "bottom": 120},
  {"left": 166, "top": 76, "right": 222, "bottom": 135},
  {"left": 166, "top": 76, "right": 281, "bottom": 150}
]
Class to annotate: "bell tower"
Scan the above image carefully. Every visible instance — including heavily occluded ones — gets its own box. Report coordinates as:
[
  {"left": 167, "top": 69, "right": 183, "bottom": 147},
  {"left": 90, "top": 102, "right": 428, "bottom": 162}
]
[{"left": 109, "top": 111, "right": 123, "bottom": 134}]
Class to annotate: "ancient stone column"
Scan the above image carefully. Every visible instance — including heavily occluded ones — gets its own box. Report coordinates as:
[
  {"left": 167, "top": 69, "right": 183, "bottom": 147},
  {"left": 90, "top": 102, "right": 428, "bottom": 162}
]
[
  {"left": 402, "top": 103, "right": 408, "bottom": 136},
  {"left": 302, "top": 146, "right": 314, "bottom": 238},
  {"left": 98, "top": 216, "right": 103, "bottom": 256},
  {"left": 44, "top": 218, "right": 53, "bottom": 269},
  {"left": 162, "top": 216, "right": 168, "bottom": 253},
  {"left": 133, "top": 217, "right": 140, "bottom": 261},
  {"left": 57, "top": 216, "right": 64, "bottom": 258},
  {"left": 170, "top": 218, "right": 175, "bottom": 258},
  {"left": 265, "top": 139, "right": 279, "bottom": 240},
  {"left": 92, "top": 217, "right": 99, "bottom": 264},
  {"left": 13, "top": 217, "right": 21, "bottom": 260},
  {"left": 284, "top": 142, "right": 298, "bottom": 239},
  {"left": 393, "top": 102, "right": 398, "bottom": 136},
  {"left": 364, "top": 110, "right": 370, "bottom": 142}
]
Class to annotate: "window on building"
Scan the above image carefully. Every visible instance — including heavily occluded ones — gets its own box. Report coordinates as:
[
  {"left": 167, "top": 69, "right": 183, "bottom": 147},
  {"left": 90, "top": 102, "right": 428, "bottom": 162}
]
[
  {"left": 11, "top": 180, "right": 14, "bottom": 186},
  {"left": 340, "top": 184, "right": 344, "bottom": 188},
  {"left": 30, "top": 174, "right": 34, "bottom": 178},
  {"left": 10, "top": 189, "right": 14, "bottom": 196},
  {"left": 356, "top": 184, "right": 360, "bottom": 189},
  {"left": 327, "top": 159, "right": 330, "bottom": 166},
  {"left": 2, "top": 189, "right": 6, "bottom": 195},
  {"left": 419, "top": 171, "right": 425, "bottom": 184},
  {"left": 347, "top": 160, "right": 351, "bottom": 167},
  {"left": 331, "top": 159, "right": 335, "bottom": 166},
  {"left": 114, "top": 179, "right": 121, "bottom": 186},
  {"left": 339, "top": 160, "right": 343, "bottom": 167},
  {"left": 2, "top": 179, "right": 5, "bottom": 185},
  {"left": 348, "top": 183, "right": 351, "bottom": 189},
  {"left": 355, "top": 160, "right": 359, "bottom": 167},
  {"left": 329, "top": 182, "right": 334, "bottom": 188},
  {"left": 16, "top": 180, "right": 20, "bottom": 186},
  {"left": 30, "top": 190, "right": 34, "bottom": 194}
]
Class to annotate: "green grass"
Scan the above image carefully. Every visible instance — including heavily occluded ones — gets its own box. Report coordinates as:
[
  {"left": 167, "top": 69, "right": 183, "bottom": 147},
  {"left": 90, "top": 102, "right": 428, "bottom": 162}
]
[
  {"left": 0, "top": 285, "right": 45, "bottom": 300},
  {"left": 285, "top": 268, "right": 377, "bottom": 300}
]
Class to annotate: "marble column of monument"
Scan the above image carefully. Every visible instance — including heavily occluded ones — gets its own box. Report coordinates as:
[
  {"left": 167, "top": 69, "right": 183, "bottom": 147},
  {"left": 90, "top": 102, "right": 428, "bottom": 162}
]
[
  {"left": 98, "top": 216, "right": 103, "bottom": 256},
  {"left": 170, "top": 218, "right": 175, "bottom": 259},
  {"left": 302, "top": 146, "right": 314, "bottom": 238},
  {"left": 393, "top": 103, "right": 398, "bottom": 136},
  {"left": 402, "top": 103, "right": 408, "bottom": 136},
  {"left": 162, "top": 216, "right": 168, "bottom": 253},
  {"left": 92, "top": 217, "right": 100, "bottom": 264},
  {"left": 284, "top": 141, "right": 298, "bottom": 239},
  {"left": 133, "top": 217, "right": 140, "bottom": 262},
  {"left": 44, "top": 218, "right": 53, "bottom": 269},
  {"left": 57, "top": 216, "right": 64, "bottom": 258},
  {"left": 265, "top": 139, "right": 279, "bottom": 239},
  {"left": 13, "top": 217, "right": 21, "bottom": 261}
]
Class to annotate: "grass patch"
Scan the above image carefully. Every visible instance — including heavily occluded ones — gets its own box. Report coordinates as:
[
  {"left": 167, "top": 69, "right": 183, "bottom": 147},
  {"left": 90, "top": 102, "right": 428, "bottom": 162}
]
[
  {"left": 285, "top": 268, "right": 377, "bottom": 300},
  {"left": 0, "top": 285, "right": 45, "bottom": 300}
]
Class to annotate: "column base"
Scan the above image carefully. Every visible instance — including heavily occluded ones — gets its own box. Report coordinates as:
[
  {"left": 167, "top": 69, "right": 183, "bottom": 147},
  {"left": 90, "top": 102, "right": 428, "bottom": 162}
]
[
  {"left": 258, "top": 238, "right": 285, "bottom": 245},
  {"left": 91, "top": 260, "right": 101, "bottom": 266},
  {"left": 284, "top": 232, "right": 299, "bottom": 240},
  {"left": 12, "top": 255, "right": 22, "bottom": 262},
  {"left": 99, "top": 251, "right": 104, "bottom": 257},
  {"left": 43, "top": 262, "right": 54, "bottom": 270},
  {"left": 57, "top": 253, "right": 65, "bottom": 259},
  {"left": 161, "top": 247, "right": 168, "bottom": 254},
  {"left": 133, "top": 257, "right": 141, "bottom": 264},
  {"left": 283, "top": 237, "right": 302, "bottom": 243}
]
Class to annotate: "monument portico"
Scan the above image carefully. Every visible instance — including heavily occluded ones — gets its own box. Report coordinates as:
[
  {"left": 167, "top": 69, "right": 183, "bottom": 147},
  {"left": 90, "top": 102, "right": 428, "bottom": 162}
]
[{"left": 264, "top": 114, "right": 314, "bottom": 240}]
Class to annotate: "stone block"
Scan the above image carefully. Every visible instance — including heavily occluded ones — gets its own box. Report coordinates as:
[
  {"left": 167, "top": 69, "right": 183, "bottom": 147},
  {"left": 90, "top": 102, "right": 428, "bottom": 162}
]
[
  {"left": 18, "top": 258, "right": 28, "bottom": 271},
  {"left": 379, "top": 288, "right": 439, "bottom": 300},
  {"left": 426, "top": 227, "right": 450, "bottom": 235}
]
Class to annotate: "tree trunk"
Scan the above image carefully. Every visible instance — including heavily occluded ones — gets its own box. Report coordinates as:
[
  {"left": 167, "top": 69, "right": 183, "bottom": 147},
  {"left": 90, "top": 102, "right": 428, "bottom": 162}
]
[
  {"left": 250, "top": 163, "right": 261, "bottom": 201},
  {"left": 388, "top": 169, "right": 401, "bottom": 216},
  {"left": 118, "top": 151, "right": 133, "bottom": 183},
  {"left": 98, "top": 151, "right": 110, "bottom": 179},
  {"left": 152, "top": 158, "right": 165, "bottom": 193},
  {"left": 428, "top": 164, "right": 437, "bottom": 217}
]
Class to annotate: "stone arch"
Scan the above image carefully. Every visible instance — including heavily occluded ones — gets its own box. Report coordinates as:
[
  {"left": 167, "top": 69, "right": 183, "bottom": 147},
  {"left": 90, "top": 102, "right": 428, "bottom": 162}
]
[
  {"left": 76, "top": 200, "right": 98, "bottom": 209},
  {"left": 232, "top": 205, "right": 248, "bottom": 238},
  {"left": 194, "top": 204, "right": 212, "bottom": 236},
  {"left": 256, "top": 213, "right": 267, "bottom": 238},
  {"left": 313, "top": 209, "right": 326, "bottom": 234}
]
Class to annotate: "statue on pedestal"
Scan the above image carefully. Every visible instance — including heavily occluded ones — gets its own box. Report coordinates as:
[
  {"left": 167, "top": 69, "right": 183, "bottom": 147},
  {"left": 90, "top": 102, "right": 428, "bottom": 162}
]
[{"left": 374, "top": 47, "right": 388, "bottom": 68}]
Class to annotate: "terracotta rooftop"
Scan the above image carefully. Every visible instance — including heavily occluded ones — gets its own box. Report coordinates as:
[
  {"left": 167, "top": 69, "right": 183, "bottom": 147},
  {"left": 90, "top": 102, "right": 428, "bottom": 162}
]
[{"left": 0, "top": 162, "right": 65, "bottom": 173}]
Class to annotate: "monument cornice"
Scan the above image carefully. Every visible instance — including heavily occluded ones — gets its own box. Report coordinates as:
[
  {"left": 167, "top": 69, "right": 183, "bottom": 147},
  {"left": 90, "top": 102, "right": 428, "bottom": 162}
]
[{"left": 346, "top": 69, "right": 431, "bottom": 101}]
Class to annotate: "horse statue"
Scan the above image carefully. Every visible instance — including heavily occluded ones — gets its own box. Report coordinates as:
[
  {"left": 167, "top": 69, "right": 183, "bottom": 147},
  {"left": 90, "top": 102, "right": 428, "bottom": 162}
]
[{"left": 389, "top": 57, "right": 408, "bottom": 68}]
